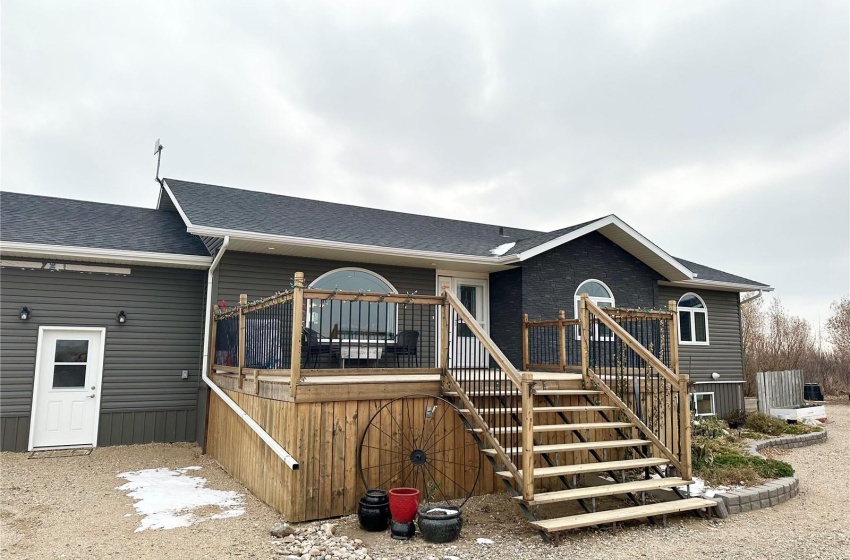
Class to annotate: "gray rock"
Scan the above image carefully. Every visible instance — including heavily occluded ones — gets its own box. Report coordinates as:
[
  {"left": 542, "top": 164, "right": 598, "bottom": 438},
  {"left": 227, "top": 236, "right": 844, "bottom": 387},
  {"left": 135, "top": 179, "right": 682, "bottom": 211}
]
[{"left": 271, "top": 522, "right": 296, "bottom": 538}]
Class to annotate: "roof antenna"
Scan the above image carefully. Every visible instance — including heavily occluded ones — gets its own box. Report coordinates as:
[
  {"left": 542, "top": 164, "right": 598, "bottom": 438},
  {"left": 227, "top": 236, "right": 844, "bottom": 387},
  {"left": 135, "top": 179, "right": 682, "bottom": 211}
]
[{"left": 153, "top": 139, "right": 164, "bottom": 186}]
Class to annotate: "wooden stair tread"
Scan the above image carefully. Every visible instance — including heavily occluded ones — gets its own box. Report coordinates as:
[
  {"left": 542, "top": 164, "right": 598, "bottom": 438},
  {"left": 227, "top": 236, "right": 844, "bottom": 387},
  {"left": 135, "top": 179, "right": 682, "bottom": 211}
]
[
  {"left": 478, "top": 422, "right": 633, "bottom": 434},
  {"left": 496, "top": 457, "right": 670, "bottom": 479},
  {"left": 535, "top": 389, "right": 603, "bottom": 396},
  {"left": 460, "top": 406, "right": 618, "bottom": 414},
  {"left": 483, "top": 438, "right": 650, "bottom": 455},
  {"left": 530, "top": 498, "right": 717, "bottom": 533},
  {"left": 516, "top": 477, "right": 691, "bottom": 505},
  {"left": 523, "top": 372, "right": 583, "bottom": 382}
]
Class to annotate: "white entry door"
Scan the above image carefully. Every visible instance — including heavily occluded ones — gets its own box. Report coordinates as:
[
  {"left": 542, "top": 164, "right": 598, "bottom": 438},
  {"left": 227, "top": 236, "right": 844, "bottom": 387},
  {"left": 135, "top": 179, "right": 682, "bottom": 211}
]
[
  {"left": 30, "top": 328, "right": 105, "bottom": 449},
  {"left": 439, "top": 276, "right": 489, "bottom": 368}
]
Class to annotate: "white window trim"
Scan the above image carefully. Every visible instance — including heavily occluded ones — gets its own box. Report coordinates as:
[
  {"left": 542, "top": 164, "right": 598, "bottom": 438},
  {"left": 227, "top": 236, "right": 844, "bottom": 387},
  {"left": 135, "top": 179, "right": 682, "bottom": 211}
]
[
  {"left": 678, "top": 292, "right": 710, "bottom": 346},
  {"left": 691, "top": 392, "right": 716, "bottom": 417},
  {"left": 574, "top": 279, "right": 615, "bottom": 341}
]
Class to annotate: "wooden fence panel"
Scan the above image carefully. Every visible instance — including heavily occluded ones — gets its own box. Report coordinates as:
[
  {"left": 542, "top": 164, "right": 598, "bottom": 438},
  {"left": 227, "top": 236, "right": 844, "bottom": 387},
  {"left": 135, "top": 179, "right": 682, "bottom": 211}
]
[{"left": 756, "top": 370, "right": 804, "bottom": 413}]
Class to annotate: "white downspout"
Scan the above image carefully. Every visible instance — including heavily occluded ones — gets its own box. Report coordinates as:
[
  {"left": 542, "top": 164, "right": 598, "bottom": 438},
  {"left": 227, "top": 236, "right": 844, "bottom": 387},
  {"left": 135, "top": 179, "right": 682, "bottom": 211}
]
[
  {"left": 740, "top": 290, "right": 763, "bottom": 305},
  {"left": 200, "top": 236, "right": 299, "bottom": 470}
]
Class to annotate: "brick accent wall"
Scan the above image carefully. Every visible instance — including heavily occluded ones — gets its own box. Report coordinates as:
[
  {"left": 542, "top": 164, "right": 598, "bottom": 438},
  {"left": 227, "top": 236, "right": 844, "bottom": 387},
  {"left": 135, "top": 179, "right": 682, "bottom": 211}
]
[
  {"left": 489, "top": 268, "right": 523, "bottom": 367},
  {"left": 520, "top": 232, "right": 663, "bottom": 320}
]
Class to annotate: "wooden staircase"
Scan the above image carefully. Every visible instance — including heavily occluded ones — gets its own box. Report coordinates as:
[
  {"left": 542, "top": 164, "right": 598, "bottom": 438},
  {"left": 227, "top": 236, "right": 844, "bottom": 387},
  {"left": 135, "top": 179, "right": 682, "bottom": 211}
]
[{"left": 441, "top": 291, "right": 714, "bottom": 543}]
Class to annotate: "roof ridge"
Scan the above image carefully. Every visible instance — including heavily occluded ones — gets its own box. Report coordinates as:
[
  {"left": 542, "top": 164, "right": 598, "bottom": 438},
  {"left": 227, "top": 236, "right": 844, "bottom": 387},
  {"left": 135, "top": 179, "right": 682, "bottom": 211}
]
[{"left": 164, "top": 178, "right": 545, "bottom": 235}]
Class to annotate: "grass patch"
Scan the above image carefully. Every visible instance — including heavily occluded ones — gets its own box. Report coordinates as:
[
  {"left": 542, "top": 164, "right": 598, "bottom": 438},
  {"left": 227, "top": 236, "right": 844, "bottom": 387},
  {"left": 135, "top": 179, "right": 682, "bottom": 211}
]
[{"left": 691, "top": 415, "right": 795, "bottom": 487}]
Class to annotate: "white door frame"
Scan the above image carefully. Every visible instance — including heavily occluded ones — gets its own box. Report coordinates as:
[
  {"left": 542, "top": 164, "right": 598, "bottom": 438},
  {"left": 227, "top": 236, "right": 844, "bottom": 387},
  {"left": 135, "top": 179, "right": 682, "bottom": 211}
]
[
  {"left": 28, "top": 326, "right": 107, "bottom": 450},
  {"left": 437, "top": 274, "right": 490, "bottom": 368}
]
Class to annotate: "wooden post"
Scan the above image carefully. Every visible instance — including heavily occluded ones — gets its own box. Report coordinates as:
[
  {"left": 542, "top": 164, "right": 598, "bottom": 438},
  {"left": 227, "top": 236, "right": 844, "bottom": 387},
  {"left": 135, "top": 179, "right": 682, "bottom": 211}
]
[
  {"left": 290, "top": 272, "right": 305, "bottom": 397},
  {"left": 521, "top": 372, "right": 535, "bottom": 502},
  {"left": 521, "top": 313, "right": 530, "bottom": 371},
  {"left": 558, "top": 310, "right": 567, "bottom": 372},
  {"left": 579, "top": 295, "right": 591, "bottom": 387},
  {"left": 238, "top": 294, "right": 247, "bottom": 390},
  {"left": 678, "top": 374, "right": 692, "bottom": 480},
  {"left": 668, "top": 300, "right": 680, "bottom": 375},
  {"left": 440, "top": 295, "right": 450, "bottom": 372}
]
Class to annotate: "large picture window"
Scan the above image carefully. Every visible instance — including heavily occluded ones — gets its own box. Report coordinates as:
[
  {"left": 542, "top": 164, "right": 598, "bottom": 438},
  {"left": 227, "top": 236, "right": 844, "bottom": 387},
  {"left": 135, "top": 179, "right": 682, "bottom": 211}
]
[
  {"left": 678, "top": 293, "right": 709, "bottom": 345},
  {"left": 574, "top": 279, "right": 615, "bottom": 340},
  {"left": 309, "top": 268, "right": 397, "bottom": 338}
]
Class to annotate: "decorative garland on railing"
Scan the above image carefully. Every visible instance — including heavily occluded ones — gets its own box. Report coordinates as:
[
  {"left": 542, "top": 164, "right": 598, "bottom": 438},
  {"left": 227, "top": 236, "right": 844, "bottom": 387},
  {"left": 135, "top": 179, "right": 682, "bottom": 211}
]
[{"left": 215, "top": 289, "right": 293, "bottom": 320}]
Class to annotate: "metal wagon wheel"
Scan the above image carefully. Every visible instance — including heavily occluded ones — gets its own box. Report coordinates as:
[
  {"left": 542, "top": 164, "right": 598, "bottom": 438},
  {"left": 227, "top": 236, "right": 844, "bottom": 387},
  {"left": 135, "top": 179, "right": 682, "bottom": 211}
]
[{"left": 357, "top": 394, "right": 481, "bottom": 508}]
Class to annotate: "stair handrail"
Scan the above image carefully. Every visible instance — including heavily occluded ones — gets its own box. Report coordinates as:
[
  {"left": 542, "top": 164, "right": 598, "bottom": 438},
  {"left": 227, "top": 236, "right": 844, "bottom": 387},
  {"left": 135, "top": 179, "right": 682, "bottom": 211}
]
[
  {"left": 444, "top": 289, "right": 523, "bottom": 387},
  {"left": 580, "top": 295, "right": 691, "bottom": 479},
  {"left": 442, "top": 288, "right": 528, "bottom": 490},
  {"left": 583, "top": 297, "right": 679, "bottom": 386}
]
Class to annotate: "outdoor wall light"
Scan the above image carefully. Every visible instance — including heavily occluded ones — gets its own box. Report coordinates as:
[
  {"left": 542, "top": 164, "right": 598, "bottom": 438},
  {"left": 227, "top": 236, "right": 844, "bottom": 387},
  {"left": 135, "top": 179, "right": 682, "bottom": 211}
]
[
  {"left": 19, "top": 306, "right": 31, "bottom": 320},
  {"left": 711, "top": 372, "right": 720, "bottom": 380},
  {"left": 117, "top": 310, "right": 127, "bottom": 324}
]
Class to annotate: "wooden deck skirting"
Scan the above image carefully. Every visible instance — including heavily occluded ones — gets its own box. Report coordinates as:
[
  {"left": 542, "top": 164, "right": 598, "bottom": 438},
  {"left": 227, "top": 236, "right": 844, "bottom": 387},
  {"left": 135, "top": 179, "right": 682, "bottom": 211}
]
[{"left": 206, "top": 388, "right": 501, "bottom": 522}]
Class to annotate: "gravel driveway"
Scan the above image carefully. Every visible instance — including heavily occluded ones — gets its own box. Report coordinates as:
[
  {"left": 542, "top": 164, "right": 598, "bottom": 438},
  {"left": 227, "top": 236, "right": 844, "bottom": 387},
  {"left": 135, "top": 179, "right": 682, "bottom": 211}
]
[{"left": 2, "top": 402, "right": 848, "bottom": 560}]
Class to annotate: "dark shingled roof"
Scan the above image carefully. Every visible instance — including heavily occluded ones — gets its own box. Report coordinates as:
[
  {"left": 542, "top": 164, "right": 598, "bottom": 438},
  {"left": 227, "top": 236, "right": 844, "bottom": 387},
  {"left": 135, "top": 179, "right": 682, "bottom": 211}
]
[
  {"left": 165, "top": 179, "right": 543, "bottom": 257},
  {"left": 0, "top": 191, "right": 210, "bottom": 256},
  {"left": 164, "top": 178, "right": 769, "bottom": 287},
  {"left": 675, "top": 258, "right": 769, "bottom": 288}
]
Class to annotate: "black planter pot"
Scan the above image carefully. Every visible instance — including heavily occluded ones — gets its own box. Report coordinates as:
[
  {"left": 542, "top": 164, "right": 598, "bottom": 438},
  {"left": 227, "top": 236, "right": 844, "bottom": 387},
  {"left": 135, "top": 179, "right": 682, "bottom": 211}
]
[
  {"left": 390, "top": 519, "right": 416, "bottom": 540},
  {"left": 357, "top": 490, "right": 390, "bottom": 532},
  {"left": 417, "top": 505, "right": 462, "bottom": 543}
]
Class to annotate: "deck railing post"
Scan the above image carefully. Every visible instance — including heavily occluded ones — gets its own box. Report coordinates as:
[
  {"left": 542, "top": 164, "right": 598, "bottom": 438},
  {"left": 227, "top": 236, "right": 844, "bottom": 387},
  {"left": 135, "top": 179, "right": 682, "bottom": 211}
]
[
  {"left": 440, "top": 294, "right": 450, "bottom": 373},
  {"left": 558, "top": 310, "right": 567, "bottom": 372},
  {"left": 668, "top": 300, "right": 680, "bottom": 375},
  {"left": 238, "top": 294, "right": 247, "bottom": 390},
  {"left": 521, "top": 313, "right": 529, "bottom": 371},
  {"left": 521, "top": 372, "right": 535, "bottom": 502},
  {"left": 579, "top": 295, "right": 591, "bottom": 386},
  {"left": 290, "top": 272, "right": 305, "bottom": 397},
  {"left": 678, "top": 374, "right": 692, "bottom": 480}
]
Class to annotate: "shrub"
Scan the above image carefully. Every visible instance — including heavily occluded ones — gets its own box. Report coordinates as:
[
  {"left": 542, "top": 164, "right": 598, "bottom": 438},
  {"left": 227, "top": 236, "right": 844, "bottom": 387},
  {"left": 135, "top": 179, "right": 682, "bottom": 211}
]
[
  {"left": 725, "top": 409, "right": 748, "bottom": 429},
  {"left": 743, "top": 412, "right": 791, "bottom": 436},
  {"left": 692, "top": 417, "right": 729, "bottom": 439}
]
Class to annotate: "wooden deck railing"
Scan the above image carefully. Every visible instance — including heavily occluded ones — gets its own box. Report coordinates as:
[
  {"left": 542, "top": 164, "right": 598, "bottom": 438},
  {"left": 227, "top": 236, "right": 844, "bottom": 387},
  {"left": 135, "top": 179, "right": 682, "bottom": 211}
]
[
  {"left": 443, "top": 289, "right": 532, "bottom": 500},
  {"left": 211, "top": 272, "right": 445, "bottom": 398}
]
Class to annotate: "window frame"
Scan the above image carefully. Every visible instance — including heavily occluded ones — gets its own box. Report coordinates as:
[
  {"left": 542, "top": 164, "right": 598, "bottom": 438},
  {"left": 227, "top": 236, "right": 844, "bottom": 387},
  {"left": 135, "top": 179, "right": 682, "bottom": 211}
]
[
  {"left": 307, "top": 267, "right": 399, "bottom": 339},
  {"left": 677, "top": 292, "right": 709, "bottom": 346},
  {"left": 691, "top": 392, "right": 716, "bottom": 417},
  {"left": 574, "top": 279, "right": 616, "bottom": 341}
]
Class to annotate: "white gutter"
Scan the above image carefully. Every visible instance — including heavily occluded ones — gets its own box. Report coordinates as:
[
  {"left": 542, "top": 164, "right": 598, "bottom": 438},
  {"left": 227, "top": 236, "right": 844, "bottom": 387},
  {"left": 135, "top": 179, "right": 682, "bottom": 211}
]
[
  {"left": 0, "top": 241, "right": 213, "bottom": 269},
  {"left": 200, "top": 235, "right": 299, "bottom": 471}
]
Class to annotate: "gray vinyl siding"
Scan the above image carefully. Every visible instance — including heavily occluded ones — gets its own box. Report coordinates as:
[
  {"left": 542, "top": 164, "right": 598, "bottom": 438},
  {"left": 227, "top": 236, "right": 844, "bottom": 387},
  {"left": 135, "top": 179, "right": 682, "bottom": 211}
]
[
  {"left": 658, "top": 286, "right": 744, "bottom": 385},
  {"left": 0, "top": 262, "right": 205, "bottom": 451},
  {"left": 215, "top": 252, "right": 437, "bottom": 303},
  {"left": 690, "top": 382, "right": 746, "bottom": 419}
]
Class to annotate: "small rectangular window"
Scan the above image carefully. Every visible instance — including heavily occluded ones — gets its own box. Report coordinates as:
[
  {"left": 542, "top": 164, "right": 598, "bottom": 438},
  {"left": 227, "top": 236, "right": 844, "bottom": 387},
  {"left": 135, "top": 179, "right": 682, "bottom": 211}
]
[
  {"left": 694, "top": 313, "right": 707, "bottom": 342},
  {"left": 692, "top": 392, "right": 715, "bottom": 416}
]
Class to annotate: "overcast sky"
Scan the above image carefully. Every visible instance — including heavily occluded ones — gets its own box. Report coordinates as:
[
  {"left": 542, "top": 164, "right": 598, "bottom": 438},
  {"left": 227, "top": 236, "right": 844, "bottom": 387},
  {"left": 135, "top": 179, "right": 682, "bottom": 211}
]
[{"left": 2, "top": 0, "right": 848, "bottom": 332}]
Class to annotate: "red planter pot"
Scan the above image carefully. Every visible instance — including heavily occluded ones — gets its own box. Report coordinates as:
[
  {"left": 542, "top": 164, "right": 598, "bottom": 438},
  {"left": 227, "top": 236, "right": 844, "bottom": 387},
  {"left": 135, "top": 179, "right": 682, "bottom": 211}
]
[{"left": 389, "top": 487, "right": 421, "bottom": 523}]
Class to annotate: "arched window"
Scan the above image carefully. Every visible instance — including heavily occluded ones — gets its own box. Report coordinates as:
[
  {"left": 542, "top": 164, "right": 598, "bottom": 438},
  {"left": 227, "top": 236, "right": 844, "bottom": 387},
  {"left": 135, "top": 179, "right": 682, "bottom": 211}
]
[
  {"left": 308, "top": 268, "right": 397, "bottom": 338},
  {"left": 678, "top": 292, "right": 709, "bottom": 345},
  {"left": 574, "top": 279, "right": 615, "bottom": 340}
]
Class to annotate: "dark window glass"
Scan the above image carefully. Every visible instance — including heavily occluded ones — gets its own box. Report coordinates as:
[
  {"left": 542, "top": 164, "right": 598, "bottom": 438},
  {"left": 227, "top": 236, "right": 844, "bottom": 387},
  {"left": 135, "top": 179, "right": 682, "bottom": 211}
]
[
  {"left": 53, "top": 365, "right": 86, "bottom": 388},
  {"left": 309, "top": 269, "right": 396, "bottom": 338},
  {"left": 458, "top": 285, "right": 477, "bottom": 337},
  {"left": 679, "top": 294, "right": 704, "bottom": 308},
  {"left": 55, "top": 340, "right": 89, "bottom": 363},
  {"left": 695, "top": 313, "right": 707, "bottom": 342},
  {"left": 679, "top": 311, "right": 692, "bottom": 342}
]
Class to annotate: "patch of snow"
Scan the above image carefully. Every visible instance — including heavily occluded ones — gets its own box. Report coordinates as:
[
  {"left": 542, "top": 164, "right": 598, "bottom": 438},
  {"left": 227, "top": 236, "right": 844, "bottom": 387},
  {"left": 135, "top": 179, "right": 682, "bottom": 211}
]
[
  {"left": 116, "top": 466, "right": 244, "bottom": 532},
  {"left": 476, "top": 538, "right": 495, "bottom": 545},
  {"left": 489, "top": 242, "right": 516, "bottom": 256},
  {"left": 424, "top": 507, "right": 457, "bottom": 515}
]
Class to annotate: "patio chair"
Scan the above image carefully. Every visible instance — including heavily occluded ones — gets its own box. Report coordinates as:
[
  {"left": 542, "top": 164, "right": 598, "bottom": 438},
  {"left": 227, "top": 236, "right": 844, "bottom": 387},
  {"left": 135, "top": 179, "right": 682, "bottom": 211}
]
[
  {"left": 302, "top": 328, "right": 338, "bottom": 368},
  {"left": 384, "top": 330, "right": 420, "bottom": 367}
]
